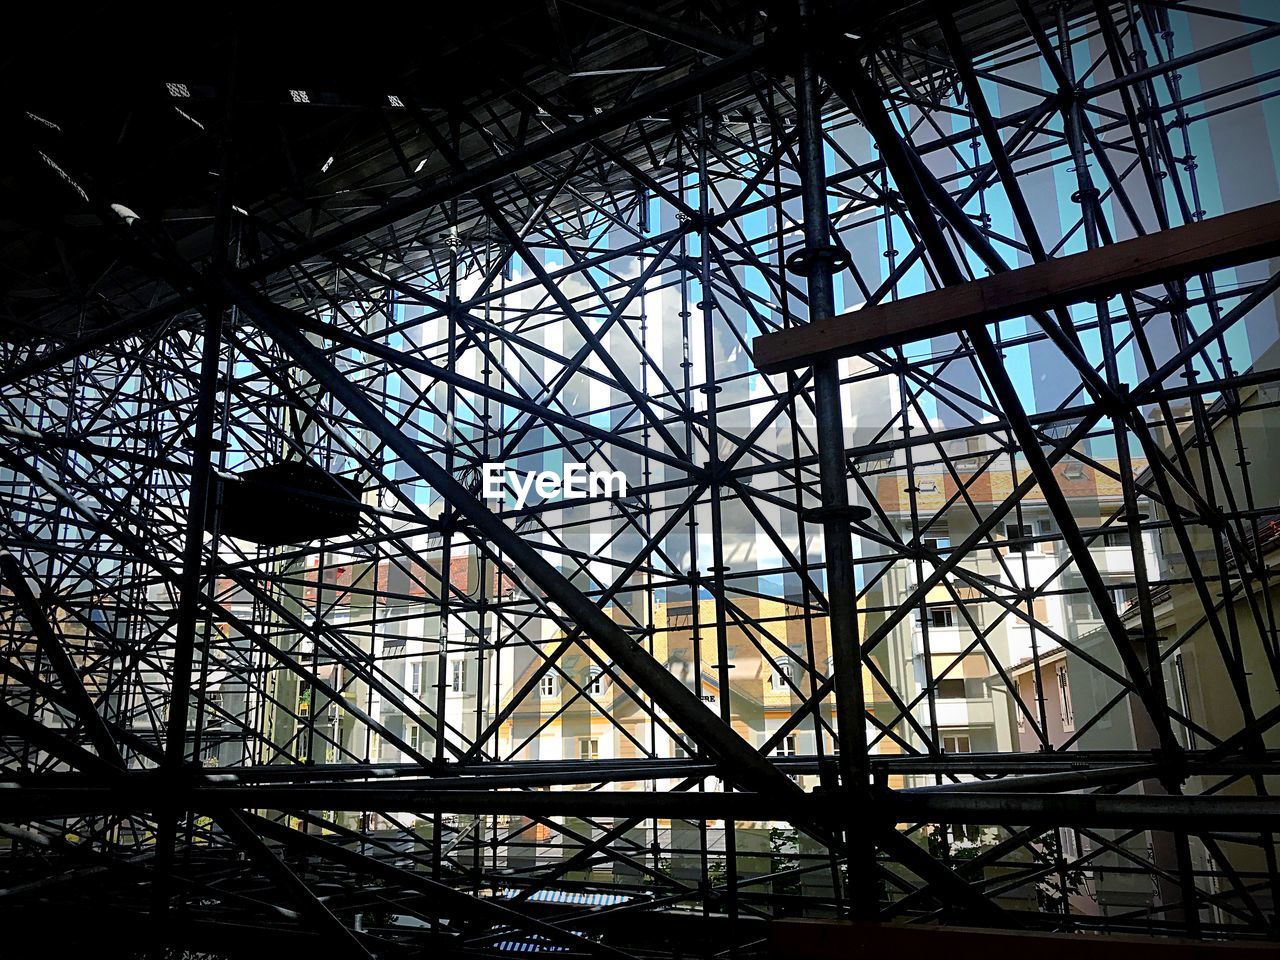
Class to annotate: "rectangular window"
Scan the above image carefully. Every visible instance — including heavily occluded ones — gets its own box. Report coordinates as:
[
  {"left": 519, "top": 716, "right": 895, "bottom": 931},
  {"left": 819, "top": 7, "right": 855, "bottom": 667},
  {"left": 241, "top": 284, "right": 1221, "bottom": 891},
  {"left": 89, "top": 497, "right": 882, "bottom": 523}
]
[
  {"left": 1005, "top": 523, "right": 1034, "bottom": 553},
  {"left": 539, "top": 674, "right": 557, "bottom": 696},
  {"left": 407, "top": 661, "right": 422, "bottom": 697},
  {"left": 587, "top": 668, "right": 606, "bottom": 695},
  {"left": 1061, "top": 828, "right": 1080, "bottom": 859},
  {"left": 922, "top": 605, "right": 955, "bottom": 628},
  {"left": 406, "top": 723, "right": 420, "bottom": 753},
  {"left": 936, "top": 678, "right": 967, "bottom": 700},
  {"left": 780, "top": 733, "right": 799, "bottom": 757},
  {"left": 922, "top": 523, "right": 950, "bottom": 554},
  {"left": 450, "top": 659, "right": 467, "bottom": 694},
  {"left": 942, "top": 733, "right": 971, "bottom": 754},
  {"left": 770, "top": 658, "right": 793, "bottom": 692},
  {"left": 1057, "top": 664, "right": 1074, "bottom": 731},
  {"left": 1103, "top": 529, "right": 1132, "bottom": 548},
  {"left": 1037, "top": 518, "right": 1056, "bottom": 551},
  {"left": 1175, "top": 653, "right": 1194, "bottom": 735},
  {"left": 579, "top": 737, "right": 600, "bottom": 761}
]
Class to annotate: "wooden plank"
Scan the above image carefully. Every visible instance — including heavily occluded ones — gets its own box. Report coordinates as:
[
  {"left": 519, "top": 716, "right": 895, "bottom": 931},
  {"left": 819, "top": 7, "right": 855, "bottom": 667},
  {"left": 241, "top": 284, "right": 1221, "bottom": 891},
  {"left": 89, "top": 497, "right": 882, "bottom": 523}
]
[{"left": 753, "top": 200, "right": 1280, "bottom": 373}]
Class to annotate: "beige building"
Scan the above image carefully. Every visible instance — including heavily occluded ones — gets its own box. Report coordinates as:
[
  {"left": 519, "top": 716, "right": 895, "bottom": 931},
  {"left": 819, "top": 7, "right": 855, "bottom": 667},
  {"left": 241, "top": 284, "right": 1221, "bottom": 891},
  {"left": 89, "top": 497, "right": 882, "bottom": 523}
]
[{"left": 864, "top": 438, "right": 1149, "bottom": 780}]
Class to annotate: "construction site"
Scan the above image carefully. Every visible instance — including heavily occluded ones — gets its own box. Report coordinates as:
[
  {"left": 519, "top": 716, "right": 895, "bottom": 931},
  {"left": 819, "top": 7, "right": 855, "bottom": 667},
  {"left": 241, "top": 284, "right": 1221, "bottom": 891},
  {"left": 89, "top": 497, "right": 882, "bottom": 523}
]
[{"left": 1, "top": 1, "right": 1278, "bottom": 956}]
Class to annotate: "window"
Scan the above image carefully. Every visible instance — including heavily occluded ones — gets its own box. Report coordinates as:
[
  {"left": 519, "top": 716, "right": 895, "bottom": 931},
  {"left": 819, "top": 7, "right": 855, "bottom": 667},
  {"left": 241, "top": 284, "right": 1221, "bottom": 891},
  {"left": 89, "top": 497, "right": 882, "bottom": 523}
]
[
  {"left": 854, "top": 451, "right": 893, "bottom": 472},
  {"left": 770, "top": 658, "right": 794, "bottom": 692},
  {"left": 1175, "top": 653, "right": 1195, "bottom": 742},
  {"left": 539, "top": 674, "right": 557, "bottom": 696},
  {"left": 1103, "top": 529, "right": 1132, "bottom": 548},
  {"left": 587, "top": 668, "right": 606, "bottom": 695},
  {"left": 1057, "top": 664, "right": 1074, "bottom": 731},
  {"left": 407, "top": 661, "right": 422, "bottom": 697},
  {"left": 450, "top": 659, "right": 468, "bottom": 694},
  {"left": 951, "top": 437, "right": 984, "bottom": 470},
  {"left": 1061, "top": 828, "right": 1080, "bottom": 859},
  {"left": 204, "top": 692, "right": 224, "bottom": 729},
  {"left": 780, "top": 733, "right": 799, "bottom": 757},
  {"left": 406, "top": 723, "right": 420, "bottom": 753},
  {"left": 942, "top": 733, "right": 971, "bottom": 754},
  {"left": 1005, "top": 523, "right": 1034, "bottom": 552},
  {"left": 579, "top": 737, "right": 600, "bottom": 761},
  {"left": 922, "top": 524, "right": 950, "bottom": 554},
  {"left": 922, "top": 605, "right": 955, "bottom": 628},
  {"left": 936, "top": 678, "right": 967, "bottom": 700},
  {"left": 381, "top": 622, "right": 407, "bottom": 649}
]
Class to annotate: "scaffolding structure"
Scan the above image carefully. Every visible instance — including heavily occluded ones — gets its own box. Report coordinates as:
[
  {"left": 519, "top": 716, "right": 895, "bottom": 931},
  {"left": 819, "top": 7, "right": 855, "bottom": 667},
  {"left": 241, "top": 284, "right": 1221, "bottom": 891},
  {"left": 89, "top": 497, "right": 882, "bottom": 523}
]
[{"left": 1, "top": 1, "right": 1279, "bottom": 955}]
